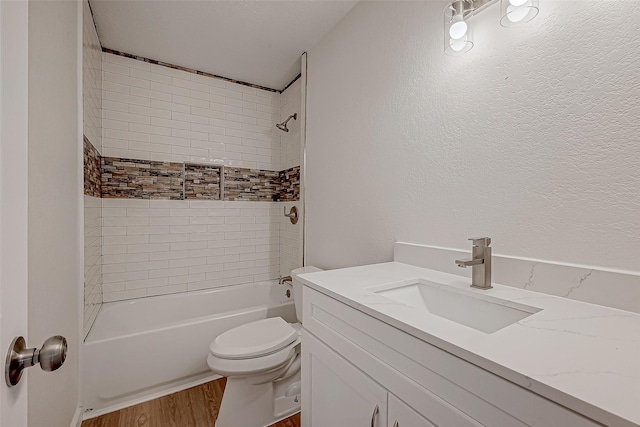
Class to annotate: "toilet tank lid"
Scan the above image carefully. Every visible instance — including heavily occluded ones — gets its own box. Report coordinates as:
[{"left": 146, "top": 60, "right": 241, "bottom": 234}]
[
  {"left": 209, "top": 317, "right": 298, "bottom": 359},
  {"left": 292, "top": 266, "right": 323, "bottom": 278}
]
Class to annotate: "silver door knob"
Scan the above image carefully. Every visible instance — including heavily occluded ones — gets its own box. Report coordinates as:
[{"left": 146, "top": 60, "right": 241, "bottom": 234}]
[{"left": 5, "top": 335, "right": 67, "bottom": 387}]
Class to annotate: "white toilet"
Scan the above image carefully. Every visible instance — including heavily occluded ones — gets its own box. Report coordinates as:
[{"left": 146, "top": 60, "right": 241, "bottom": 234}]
[{"left": 207, "top": 266, "right": 321, "bottom": 427}]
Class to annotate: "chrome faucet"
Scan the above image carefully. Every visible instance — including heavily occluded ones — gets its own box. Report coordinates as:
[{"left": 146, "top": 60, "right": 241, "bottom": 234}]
[
  {"left": 455, "top": 237, "right": 492, "bottom": 290},
  {"left": 279, "top": 276, "right": 292, "bottom": 285}
]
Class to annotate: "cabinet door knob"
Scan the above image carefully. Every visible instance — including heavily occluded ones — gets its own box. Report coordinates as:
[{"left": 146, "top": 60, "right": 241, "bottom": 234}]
[
  {"left": 370, "top": 404, "right": 379, "bottom": 427},
  {"left": 393, "top": 421, "right": 399, "bottom": 427}
]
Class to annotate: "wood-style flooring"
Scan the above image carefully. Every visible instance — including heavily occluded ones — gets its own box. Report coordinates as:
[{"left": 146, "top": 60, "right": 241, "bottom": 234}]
[{"left": 81, "top": 378, "right": 300, "bottom": 427}]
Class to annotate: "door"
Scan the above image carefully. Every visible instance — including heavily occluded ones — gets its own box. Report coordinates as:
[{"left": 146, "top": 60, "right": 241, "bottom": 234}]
[
  {"left": 0, "top": 1, "right": 30, "bottom": 425},
  {"left": 302, "top": 330, "right": 387, "bottom": 427},
  {"left": 2, "top": 1, "right": 82, "bottom": 426}
]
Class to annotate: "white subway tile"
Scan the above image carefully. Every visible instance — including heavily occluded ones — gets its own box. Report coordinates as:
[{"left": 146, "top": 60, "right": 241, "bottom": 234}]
[
  {"left": 148, "top": 267, "right": 190, "bottom": 278},
  {"left": 103, "top": 235, "right": 149, "bottom": 246},
  {"left": 149, "top": 216, "right": 190, "bottom": 226},
  {"left": 126, "top": 277, "right": 168, "bottom": 290},
  {"left": 103, "top": 270, "right": 148, "bottom": 284},
  {"left": 104, "top": 199, "right": 150, "bottom": 208},
  {"left": 149, "top": 234, "right": 190, "bottom": 243},
  {"left": 187, "top": 279, "right": 222, "bottom": 291},
  {"left": 147, "top": 284, "right": 188, "bottom": 297},
  {"left": 102, "top": 245, "right": 127, "bottom": 255},
  {"left": 127, "top": 243, "right": 171, "bottom": 253},
  {"left": 168, "top": 273, "right": 206, "bottom": 285},
  {"left": 170, "top": 241, "right": 207, "bottom": 251},
  {"left": 126, "top": 260, "right": 169, "bottom": 272},
  {"left": 103, "top": 289, "right": 147, "bottom": 302},
  {"left": 189, "top": 232, "right": 225, "bottom": 241},
  {"left": 149, "top": 250, "right": 190, "bottom": 261},
  {"left": 127, "top": 208, "right": 170, "bottom": 217},
  {"left": 103, "top": 253, "right": 149, "bottom": 265},
  {"left": 103, "top": 226, "right": 127, "bottom": 236}
]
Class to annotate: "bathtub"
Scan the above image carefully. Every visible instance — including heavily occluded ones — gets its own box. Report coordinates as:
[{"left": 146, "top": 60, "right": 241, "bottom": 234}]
[{"left": 82, "top": 281, "right": 295, "bottom": 418}]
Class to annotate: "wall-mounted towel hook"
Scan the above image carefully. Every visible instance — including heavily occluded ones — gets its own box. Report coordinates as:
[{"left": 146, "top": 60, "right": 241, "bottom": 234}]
[{"left": 284, "top": 206, "right": 298, "bottom": 224}]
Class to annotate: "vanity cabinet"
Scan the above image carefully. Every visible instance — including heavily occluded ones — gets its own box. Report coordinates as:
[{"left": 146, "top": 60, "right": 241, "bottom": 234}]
[
  {"left": 388, "top": 395, "right": 436, "bottom": 427},
  {"left": 301, "top": 286, "right": 602, "bottom": 427},
  {"left": 304, "top": 329, "right": 387, "bottom": 426},
  {"left": 303, "top": 329, "right": 474, "bottom": 427}
]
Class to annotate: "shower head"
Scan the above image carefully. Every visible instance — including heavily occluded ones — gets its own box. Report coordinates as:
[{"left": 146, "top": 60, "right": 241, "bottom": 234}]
[{"left": 276, "top": 113, "right": 297, "bottom": 132}]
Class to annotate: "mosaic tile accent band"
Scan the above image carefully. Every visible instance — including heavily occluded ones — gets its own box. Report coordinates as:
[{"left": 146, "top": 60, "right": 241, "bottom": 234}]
[
  {"left": 95, "top": 157, "right": 300, "bottom": 202},
  {"left": 184, "top": 164, "right": 221, "bottom": 200},
  {"left": 102, "top": 157, "right": 184, "bottom": 200},
  {"left": 278, "top": 166, "right": 300, "bottom": 202},
  {"left": 83, "top": 135, "right": 102, "bottom": 198},
  {"left": 102, "top": 48, "right": 281, "bottom": 93},
  {"left": 224, "top": 168, "right": 282, "bottom": 201}
]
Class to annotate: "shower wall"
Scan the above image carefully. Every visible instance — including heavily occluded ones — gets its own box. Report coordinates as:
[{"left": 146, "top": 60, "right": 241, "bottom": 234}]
[
  {"left": 83, "top": 0, "right": 103, "bottom": 337},
  {"left": 94, "top": 52, "right": 302, "bottom": 302},
  {"left": 279, "top": 79, "right": 303, "bottom": 277}
]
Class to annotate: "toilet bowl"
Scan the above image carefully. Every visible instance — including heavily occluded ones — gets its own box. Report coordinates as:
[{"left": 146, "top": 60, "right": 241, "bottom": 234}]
[{"left": 207, "top": 266, "right": 321, "bottom": 427}]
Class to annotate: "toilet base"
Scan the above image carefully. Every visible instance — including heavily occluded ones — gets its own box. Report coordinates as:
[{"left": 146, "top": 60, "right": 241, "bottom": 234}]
[{"left": 215, "top": 366, "right": 301, "bottom": 427}]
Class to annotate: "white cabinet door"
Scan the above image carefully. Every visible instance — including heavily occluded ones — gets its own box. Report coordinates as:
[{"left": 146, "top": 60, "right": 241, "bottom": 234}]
[
  {"left": 303, "top": 330, "right": 387, "bottom": 427},
  {"left": 388, "top": 394, "right": 436, "bottom": 427}
]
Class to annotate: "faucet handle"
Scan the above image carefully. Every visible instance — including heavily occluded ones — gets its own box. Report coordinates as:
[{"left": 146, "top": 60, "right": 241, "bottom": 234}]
[{"left": 468, "top": 237, "right": 491, "bottom": 247}]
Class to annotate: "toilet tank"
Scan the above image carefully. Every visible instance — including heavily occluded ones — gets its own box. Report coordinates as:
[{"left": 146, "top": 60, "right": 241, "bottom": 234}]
[{"left": 291, "top": 266, "right": 323, "bottom": 322}]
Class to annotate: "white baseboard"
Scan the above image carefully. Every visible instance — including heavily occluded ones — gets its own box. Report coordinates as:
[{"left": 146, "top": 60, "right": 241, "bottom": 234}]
[
  {"left": 70, "top": 406, "right": 83, "bottom": 427},
  {"left": 82, "top": 373, "right": 220, "bottom": 420}
]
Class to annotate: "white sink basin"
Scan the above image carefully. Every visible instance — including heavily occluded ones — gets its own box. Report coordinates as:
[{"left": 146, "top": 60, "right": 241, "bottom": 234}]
[{"left": 374, "top": 279, "right": 542, "bottom": 333}]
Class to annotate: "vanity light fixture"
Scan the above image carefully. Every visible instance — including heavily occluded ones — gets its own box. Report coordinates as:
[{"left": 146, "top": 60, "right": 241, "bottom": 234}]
[
  {"left": 444, "top": 0, "right": 539, "bottom": 56},
  {"left": 500, "top": 0, "right": 539, "bottom": 27}
]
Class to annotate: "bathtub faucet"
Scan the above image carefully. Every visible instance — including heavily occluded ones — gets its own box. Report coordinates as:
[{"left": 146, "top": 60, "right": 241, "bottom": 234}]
[{"left": 278, "top": 276, "right": 292, "bottom": 285}]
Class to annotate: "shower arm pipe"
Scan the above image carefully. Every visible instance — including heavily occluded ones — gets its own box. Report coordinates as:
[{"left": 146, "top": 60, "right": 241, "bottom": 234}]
[{"left": 276, "top": 113, "right": 297, "bottom": 132}]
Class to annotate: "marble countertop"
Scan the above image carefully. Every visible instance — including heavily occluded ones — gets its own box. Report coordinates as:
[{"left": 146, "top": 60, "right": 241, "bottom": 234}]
[{"left": 298, "top": 262, "right": 640, "bottom": 427}]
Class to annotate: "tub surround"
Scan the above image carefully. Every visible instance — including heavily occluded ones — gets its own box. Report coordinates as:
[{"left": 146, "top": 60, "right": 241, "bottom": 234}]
[
  {"left": 101, "top": 199, "right": 283, "bottom": 302},
  {"left": 83, "top": 1, "right": 102, "bottom": 153},
  {"left": 298, "top": 262, "right": 640, "bottom": 427},
  {"left": 102, "top": 157, "right": 184, "bottom": 199},
  {"left": 83, "top": 136, "right": 102, "bottom": 198},
  {"left": 185, "top": 163, "right": 221, "bottom": 200},
  {"left": 82, "top": 43, "right": 303, "bottom": 305},
  {"left": 83, "top": 0, "right": 103, "bottom": 337},
  {"left": 83, "top": 196, "right": 102, "bottom": 338}
]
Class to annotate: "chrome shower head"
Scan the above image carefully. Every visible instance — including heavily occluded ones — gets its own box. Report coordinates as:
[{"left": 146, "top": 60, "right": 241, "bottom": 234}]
[{"left": 276, "top": 113, "right": 297, "bottom": 133}]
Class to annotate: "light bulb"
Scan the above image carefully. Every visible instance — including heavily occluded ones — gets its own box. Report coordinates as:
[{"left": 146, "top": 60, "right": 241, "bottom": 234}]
[
  {"left": 509, "top": 0, "right": 528, "bottom": 6},
  {"left": 507, "top": 4, "right": 530, "bottom": 22},
  {"left": 449, "top": 20, "right": 468, "bottom": 39},
  {"left": 449, "top": 37, "right": 467, "bottom": 52}
]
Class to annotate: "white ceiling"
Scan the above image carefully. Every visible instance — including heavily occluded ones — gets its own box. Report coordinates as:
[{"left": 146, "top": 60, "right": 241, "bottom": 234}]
[{"left": 89, "top": 0, "right": 357, "bottom": 91}]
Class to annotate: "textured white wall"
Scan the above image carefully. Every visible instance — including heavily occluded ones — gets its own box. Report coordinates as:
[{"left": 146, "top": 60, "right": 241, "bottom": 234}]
[{"left": 306, "top": 1, "right": 640, "bottom": 272}]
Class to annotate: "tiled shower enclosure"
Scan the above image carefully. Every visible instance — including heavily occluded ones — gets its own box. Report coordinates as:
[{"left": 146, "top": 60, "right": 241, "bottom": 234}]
[{"left": 82, "top": 0, "right": 304, "bottom": 337}]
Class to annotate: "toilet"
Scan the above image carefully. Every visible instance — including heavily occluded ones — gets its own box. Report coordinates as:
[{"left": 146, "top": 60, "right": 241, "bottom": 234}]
[{"left": 207, "top": 266, "right": 322, "bottom": 427}]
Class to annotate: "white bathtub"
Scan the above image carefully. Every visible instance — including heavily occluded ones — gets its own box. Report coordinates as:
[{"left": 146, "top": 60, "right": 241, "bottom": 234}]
[{"left": 82, "top": 281, "right": 295, "bottom": 418}]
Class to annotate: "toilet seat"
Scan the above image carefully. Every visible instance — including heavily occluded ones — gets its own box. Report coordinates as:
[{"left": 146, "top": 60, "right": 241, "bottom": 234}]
[
  {"left": 207, "top": 339, "right": 300, "bottom": 377},
  {"left": 210, "top": 317, "right": 299, "bottom": 360}
]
